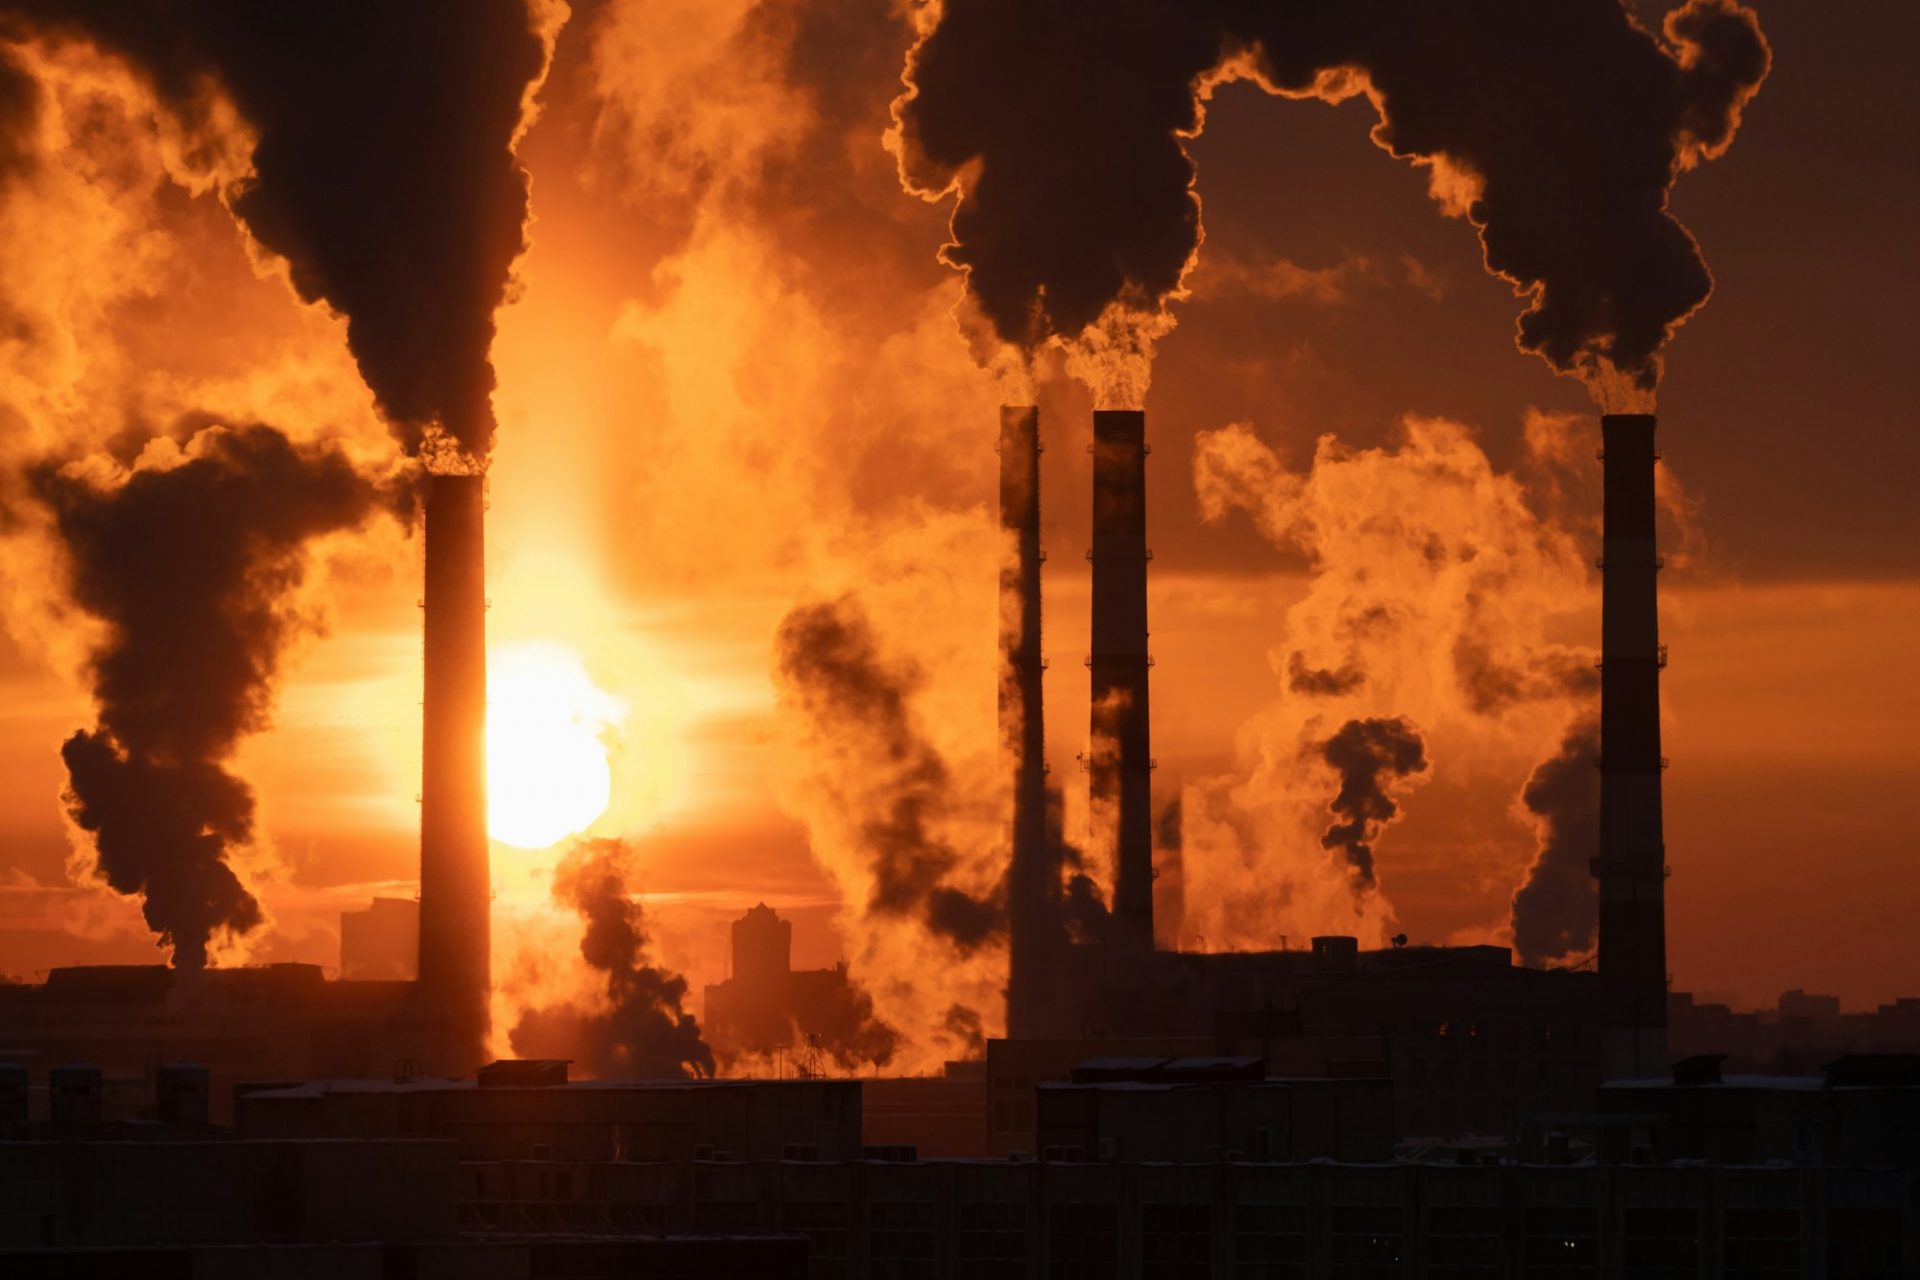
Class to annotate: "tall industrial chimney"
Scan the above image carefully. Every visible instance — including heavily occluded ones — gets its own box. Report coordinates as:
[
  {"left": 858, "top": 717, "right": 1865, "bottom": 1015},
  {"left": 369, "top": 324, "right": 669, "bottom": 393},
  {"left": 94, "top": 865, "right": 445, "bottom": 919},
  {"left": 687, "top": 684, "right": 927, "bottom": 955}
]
[
  {"left": 417, "top": 472, "right": 491, "bottom": 1072},
  {"left": 1593, "top": 414, "right": 1669, "bottom": 1080},
  {"left": 1088, "top": 410, "right": 1153, "bottom": 947},
  {"left": 1000, "top": 407, "right": 1056, "bottom": 1037}
]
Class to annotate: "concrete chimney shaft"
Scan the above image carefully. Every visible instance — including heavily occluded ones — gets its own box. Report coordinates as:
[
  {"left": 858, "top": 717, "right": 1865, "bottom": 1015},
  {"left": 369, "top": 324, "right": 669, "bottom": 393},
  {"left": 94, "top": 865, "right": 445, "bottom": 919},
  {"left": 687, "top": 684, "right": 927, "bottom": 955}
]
[
  {"left": 1089, "top": 410, "right": 1153, "bottom": 947},
  {"left": 417, "top": 473, "right": 490, "bottom": 1071},
  {"left": 1000, "top": 407, "right": 1055, "bottom": 1037},
  {"left": 1594, "top": 414, "right": 1669, "bottom": 1080}
]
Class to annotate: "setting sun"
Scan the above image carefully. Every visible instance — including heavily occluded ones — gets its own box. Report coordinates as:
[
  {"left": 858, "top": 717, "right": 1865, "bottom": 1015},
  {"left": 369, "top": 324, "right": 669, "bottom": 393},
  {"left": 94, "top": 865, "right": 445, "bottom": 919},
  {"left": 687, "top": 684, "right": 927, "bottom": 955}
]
[{"left": 487, "top": 642, "right": 625, "bottom": 850}]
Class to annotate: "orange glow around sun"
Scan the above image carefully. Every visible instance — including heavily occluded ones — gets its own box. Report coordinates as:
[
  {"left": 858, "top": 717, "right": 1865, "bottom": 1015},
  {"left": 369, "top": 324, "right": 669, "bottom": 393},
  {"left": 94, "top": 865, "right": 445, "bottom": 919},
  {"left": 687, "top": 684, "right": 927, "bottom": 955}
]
[{"left": 487, "top": 642, "right": 626, "bottom": 849}]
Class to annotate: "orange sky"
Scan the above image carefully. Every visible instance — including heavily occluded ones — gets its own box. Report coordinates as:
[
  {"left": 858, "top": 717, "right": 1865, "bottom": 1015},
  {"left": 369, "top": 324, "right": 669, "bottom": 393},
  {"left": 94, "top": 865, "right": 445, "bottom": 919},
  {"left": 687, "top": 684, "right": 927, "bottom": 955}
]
[{"left": 0, "top": 0, "right": 1915, "bottom": 1037}]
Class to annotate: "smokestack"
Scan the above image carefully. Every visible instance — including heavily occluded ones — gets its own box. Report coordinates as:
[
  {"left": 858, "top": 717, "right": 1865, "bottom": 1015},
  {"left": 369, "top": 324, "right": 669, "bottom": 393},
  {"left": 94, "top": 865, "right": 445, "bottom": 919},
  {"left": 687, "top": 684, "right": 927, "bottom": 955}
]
[
  {"left": 417, "top": 472, "right": 490, "bottom": 1071},
  {"left": 1593, "top": 414, "right": 1668, "bottom": 1079},
  {"left": 1000, "top": 407, "right": 1054, "bottom": 1037},
  {"left": 1088, "top": 410, "right": 1153, "bottom": 948}
]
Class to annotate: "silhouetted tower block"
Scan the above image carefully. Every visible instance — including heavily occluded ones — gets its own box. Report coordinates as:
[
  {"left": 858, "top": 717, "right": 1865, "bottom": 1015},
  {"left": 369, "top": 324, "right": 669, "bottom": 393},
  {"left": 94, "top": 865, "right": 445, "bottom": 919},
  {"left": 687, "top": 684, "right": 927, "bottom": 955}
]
[
  {"left": 417, "top": 472, "right": 490, "bottom": 1073},
  {"left": 1088, "top": 409, "right": 1153, "bottom": 948},
  {"left": 1000, "top": 406, "right": 1058, "bottom": 1038},
  {"left": 1593, "top": 414, "right": 1670, "bottom": 1080},
  {"left": 733, "top": 902, "right": 793, "bottom": 988}
]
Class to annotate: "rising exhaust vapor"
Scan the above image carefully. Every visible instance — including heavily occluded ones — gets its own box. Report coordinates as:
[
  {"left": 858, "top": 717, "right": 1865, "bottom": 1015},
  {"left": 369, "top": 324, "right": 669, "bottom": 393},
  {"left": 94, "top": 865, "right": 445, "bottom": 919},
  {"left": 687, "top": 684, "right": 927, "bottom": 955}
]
[
  {"left": 509, "top": 838, "right": 715, "bottom": 1080},
  {"left": 0, "top": 0, "right": 561, "bottom": 458},
  {"left": 896, "top": 0, "right": 1766, "bottom": 403},
  {"left": 773, "top": 596, "right": 1002, "bottom": 954},
  {"left": 33, "top": 424, "right": 385, "bottom": 968},
  {"left": 1318, "top": 716, "right": 1428, "bottom": 895},
  {"left": 1510, "top": 718, "right": 1603, "bottom": 966},
  {"left": 1187, "top": 414, "right": 1599, "bottom": 948}
]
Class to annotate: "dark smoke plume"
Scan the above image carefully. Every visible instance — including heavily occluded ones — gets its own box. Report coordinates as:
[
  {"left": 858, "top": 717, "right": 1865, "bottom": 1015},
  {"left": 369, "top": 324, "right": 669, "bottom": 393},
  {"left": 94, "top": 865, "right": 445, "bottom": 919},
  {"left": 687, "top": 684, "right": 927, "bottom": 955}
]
[
  {"left": 1287, "top": 651, "right": 1366, "bottom": 697},
  {"left": 941, "top": 1002, "right": 986, "bottom": 1058},
  {"left": 799, "top": 969, "right": 901, "bottom": 1073},
  {"left": 896, "top": 0, "right": 1767, "bottom": 391},
  {"left": 1318, "top": 716, "right": 1428, "bottom": 892},
  {"left": 509, "top": 837, "right": 715, "bottom": 1080},
  {"left": 893, "top": 2, "right": 1231, "bottom": 349},
  {"left": 0, "top": 45, "right": 37, "bottom": 180},
  {"left": 1, "top": 0, "right": 554, "bottom": 456},
  {"left": 774, "top": 596, "right": 1002, "bottom": 953},
  {"left": 1510, "top": 718, "right": 1602, "bottom": 966},
  {"left": 1453, "top": 634, "right": 1600, "bottom": 716},
  {"left": 1227, "top": 0, "right": 1770, "bottom": 393},
  {"left": 34, "top": 424, "right": 383, "bottom": 968}
]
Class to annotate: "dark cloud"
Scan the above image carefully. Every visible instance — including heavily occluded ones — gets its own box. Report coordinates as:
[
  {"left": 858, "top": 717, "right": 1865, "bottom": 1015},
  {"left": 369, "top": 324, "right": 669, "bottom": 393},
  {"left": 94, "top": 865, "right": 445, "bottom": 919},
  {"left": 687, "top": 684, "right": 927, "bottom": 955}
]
[
  {"left": 509, "top": 837, "right": 715, "bottom": 1080},
  {"left": 34, "top": 424, "right": 383, "bottom": 968},
  {"left": 774, "top": 595, "right": 1003, "bottom": 953},
  {"left": 1228, "top": 0, "right": 1769, "bottom": 391},
  {"left": 2, "top": 0, "right": 554, "bottom": 457},
  {"left": 797, "top": 968, "right": 900, "bottom": 1074},
  {"left": 896, "top": 0, "right": 1768, "bottom": 387},
  {"left": 1452, "top": 636, "right": 1600, "bottom": 715},
  {"left": 0, "top": 45, "right": 38, "bottom": 180},
  {"left": 940, "top": 1002, "right": 986, "bottom": 1058},
  {"left": 1510, "top": 718, "right": 1602, "bottom": 967},
  {"left": 1287, "top": 650, "right": 1366, "bottom": 697},
  {"left": 893, "top": 1, "right": 1230, "bottom": 349},
  {"left": 1318, "top": 715, "right": 1428, "bottom": 892}
]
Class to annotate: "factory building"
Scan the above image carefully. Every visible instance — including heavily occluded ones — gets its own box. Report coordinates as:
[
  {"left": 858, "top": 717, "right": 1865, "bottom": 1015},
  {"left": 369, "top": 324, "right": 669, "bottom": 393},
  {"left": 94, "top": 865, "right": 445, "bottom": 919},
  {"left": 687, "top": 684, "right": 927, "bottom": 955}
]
[
  {"left": 416, "top": 470, "right": 493, "bottom": 1075},
  {"left": 987, "top": 408, "right": 1654, "bottom": 1143}
]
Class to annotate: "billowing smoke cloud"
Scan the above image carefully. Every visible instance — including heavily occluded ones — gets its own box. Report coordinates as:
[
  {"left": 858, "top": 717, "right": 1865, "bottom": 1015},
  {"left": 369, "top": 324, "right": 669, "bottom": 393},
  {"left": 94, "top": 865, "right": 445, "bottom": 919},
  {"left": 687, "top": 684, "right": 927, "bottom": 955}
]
[
  {"left": 1185, "top": 412, "right": 1599, "bottom": 949},
  {"left": 33, "top": 424, "right": 384, "bottom": 968},
  {"left": 895, "top": 0, "right": 1766, "bottom": 402},
  {"left": 798, "top": 972, "right": 901, "bottom": 1074},
  {"left": 584, "top": 0, "right": 1009, "bottom": 1072},
  {"left": 1510, "top": 718, "right": 1602, "bottom": 966},
  {"left": 1318, "top": 717, "right": 1428, "bottom": 894},
  {"left": 1225, "top": 0, "right": 1770, "bottom": 399},
  {"left": 774, "top": 595, "right": 1002, "bottom": 952},
  {"left": 510, "top": 837, "right": 715, "bottom": 1079},
  {"left": 892, "top": 3, "right": 1229, "bottom": 370},
  {"left": 0, "top": 0, "right": 560, "bottom": 457},
  {"left": 0, "top": 46, "right": 36, "bottom": 179},
  {"left": 942, "top": 1002, "right": 986, "bottom": 1058}
]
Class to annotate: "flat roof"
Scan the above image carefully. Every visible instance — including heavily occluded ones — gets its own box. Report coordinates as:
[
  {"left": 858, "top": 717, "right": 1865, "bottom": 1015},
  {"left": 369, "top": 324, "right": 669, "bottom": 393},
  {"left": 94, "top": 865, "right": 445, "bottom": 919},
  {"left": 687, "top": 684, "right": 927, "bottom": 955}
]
[
  {"left": 241, "top": 1077, "right": 858, "bottom": 1099},
  {"left": 1601, "top": 1076, "right": 1826, "bottom": 1092}
]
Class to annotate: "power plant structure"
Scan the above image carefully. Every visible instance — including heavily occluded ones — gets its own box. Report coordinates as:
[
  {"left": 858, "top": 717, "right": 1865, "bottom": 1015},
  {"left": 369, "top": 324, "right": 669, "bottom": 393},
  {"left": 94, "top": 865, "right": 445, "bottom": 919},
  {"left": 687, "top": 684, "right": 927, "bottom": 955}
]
[
  {"left": 987, "top": 405, "right": 1682, "bottom": 1142},
  {"left": 1594, "top": 413, "right": 1671, "bottom": 1081},
  {"left": 999, "top": 406, "right": 1061, "bottom": 1041},
  {"left": 416, "top": 471, "right": 494, "bottom": 1074}
]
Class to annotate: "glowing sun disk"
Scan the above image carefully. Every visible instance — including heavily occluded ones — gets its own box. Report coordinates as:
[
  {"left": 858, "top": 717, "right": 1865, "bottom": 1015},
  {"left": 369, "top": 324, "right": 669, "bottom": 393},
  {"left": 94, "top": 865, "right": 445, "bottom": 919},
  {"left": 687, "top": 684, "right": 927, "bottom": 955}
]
[{"left": 487, "top": 643, "right": 624, "bottom": 849}]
